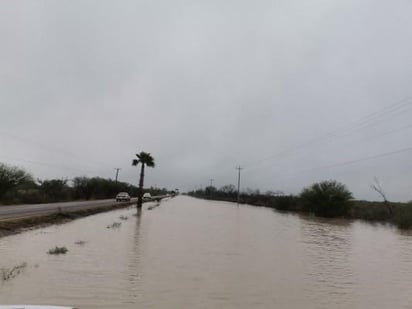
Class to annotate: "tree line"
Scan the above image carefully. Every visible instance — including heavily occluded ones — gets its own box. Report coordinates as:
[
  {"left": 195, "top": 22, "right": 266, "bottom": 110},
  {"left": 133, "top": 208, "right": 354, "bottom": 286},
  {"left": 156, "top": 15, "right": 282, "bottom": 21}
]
[
  {"left": 0, "top": 162, "right": 168, "bottom": 205},
  {"left": 188, "top": 180, "right": 412, "bottom": 229}
]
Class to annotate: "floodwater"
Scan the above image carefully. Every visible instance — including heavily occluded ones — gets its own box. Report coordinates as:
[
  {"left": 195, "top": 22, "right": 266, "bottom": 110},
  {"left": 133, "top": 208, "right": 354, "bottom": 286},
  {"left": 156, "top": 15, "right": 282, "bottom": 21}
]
[{"left": 1, "top": 196, "right": 412, "bottom": 309}]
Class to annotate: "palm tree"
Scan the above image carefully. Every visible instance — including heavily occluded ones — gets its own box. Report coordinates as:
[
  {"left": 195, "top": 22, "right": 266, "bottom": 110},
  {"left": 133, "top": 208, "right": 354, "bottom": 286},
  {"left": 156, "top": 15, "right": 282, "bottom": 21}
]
[{"left": 132, "top": 152, "right": 155, "bottom": 209}]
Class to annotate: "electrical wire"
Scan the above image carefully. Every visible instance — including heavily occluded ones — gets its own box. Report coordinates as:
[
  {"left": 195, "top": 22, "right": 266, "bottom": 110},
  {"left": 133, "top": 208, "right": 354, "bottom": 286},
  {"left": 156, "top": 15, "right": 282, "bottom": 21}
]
[
  {"left": 299, "top": 146, "right": 412, "bottom": 173},
  {"left": 0, "top": 132, "right": 117, "bottom": 175},
  {"left": 0, "top": 155, "right": 98, "bottom": 174},
  {"left": 241, "top": 97, "right": 412, "bottom": 170}
]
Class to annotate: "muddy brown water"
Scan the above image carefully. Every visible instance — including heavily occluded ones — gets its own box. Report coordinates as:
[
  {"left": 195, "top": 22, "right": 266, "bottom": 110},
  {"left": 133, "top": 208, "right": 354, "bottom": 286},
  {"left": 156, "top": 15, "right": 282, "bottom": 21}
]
[{"left": 1, "top": 196, "right": 412, "bottom": 308}]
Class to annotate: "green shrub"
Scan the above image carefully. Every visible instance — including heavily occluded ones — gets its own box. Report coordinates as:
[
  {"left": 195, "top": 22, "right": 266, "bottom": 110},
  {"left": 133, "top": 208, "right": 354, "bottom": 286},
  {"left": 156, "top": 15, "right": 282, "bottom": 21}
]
[{"left": 300, "top": 180, "right": 353, "bottom": 217}]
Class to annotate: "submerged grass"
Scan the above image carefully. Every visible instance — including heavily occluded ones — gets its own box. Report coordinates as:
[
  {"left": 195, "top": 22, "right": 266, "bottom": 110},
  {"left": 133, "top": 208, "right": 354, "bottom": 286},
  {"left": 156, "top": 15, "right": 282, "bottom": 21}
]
[
  {"left": 48, "top": 246, "right": 68, "bottom": 255},
  {"left": 74, "top": 240, "right": 87, "bottom": 245},
  {"left": 107, "top": 222, "right": 121, "bottom": 229},
  {"left": 191, "top": 193, "right": 412, "bottom": 230},
  {"left": 1, "top": 262, "right": 27, "bottom": 281}
]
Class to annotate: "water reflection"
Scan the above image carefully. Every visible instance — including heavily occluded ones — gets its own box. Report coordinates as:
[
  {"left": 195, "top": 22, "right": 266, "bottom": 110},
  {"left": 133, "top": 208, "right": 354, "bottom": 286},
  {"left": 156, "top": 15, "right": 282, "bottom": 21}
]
[
  {"left": 299, "top": 216, "right": 355, "bottom": 308},
  {"left": 126, "top": 209, "right": 142, "bottom": 301}
]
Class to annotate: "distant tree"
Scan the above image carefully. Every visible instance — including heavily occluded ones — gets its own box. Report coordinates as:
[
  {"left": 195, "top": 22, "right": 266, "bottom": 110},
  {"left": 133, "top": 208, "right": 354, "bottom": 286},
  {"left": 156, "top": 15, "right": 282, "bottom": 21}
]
[
  {"left": 205, "top": 185, "right": 217, "bottom": 196},
  {"left": 0, "top": 163, "right": 33, "bottom": 200},
  {"left": 220, "top": 184, "right": 236, "bottom": 196},
  {"left": 148, "top": 186, "right": 169, "bottom": 196},
  {"left": 244, "top": 188, "right": 260, "bottom": 196},
  {"left": 72, "top": 176, "right": 138, "bottom": 200},
  {"left": 132, "top": 152, "right": 155, "bottom": 209},
  {"left": 72, "top": 177, "right": 94, "bottom": 200},
  {"left": 265, "top": 190, "right": 285, "bottom": 197},
  {"left": 300, "top": 180, "right": 353, "bottom": 217},
  {"left": 38, "top": 179, "right": 70, "bottom": 202},
  {"left": 371, "top": 177, "right": 393, "bottom": 215}
]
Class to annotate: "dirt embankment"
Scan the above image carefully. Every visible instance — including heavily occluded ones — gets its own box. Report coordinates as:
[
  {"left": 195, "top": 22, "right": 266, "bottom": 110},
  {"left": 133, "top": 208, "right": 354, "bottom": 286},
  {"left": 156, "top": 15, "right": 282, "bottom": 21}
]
[{"left": 0, "top": 202, "right": 135, "bottom": 238}]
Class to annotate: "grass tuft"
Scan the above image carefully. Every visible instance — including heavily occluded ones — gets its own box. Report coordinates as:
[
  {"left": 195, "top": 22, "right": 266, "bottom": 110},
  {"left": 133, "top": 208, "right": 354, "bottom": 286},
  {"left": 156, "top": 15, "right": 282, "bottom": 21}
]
[{"left": 48, "top": 246, "right": 68, "bottom": 255}]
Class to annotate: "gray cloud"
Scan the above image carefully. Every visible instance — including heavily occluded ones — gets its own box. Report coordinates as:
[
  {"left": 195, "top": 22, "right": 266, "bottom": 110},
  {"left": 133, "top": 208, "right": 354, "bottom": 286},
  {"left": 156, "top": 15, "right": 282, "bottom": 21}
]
[{"left": 1, "top": 0, "right": 412, "bottom": 201}]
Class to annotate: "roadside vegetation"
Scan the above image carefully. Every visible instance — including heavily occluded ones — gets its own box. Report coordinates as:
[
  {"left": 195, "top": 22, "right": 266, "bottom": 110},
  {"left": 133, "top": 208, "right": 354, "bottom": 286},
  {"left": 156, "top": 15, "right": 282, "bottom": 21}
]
[
  {"left": 393, "top": 202, "right": 412, "bottom": 229},
  {"left": 188, "top": 180, "right": 412, "bottom": 229},
  {"left": 0, "top": 162, "right": 169, "bottom": 205}
]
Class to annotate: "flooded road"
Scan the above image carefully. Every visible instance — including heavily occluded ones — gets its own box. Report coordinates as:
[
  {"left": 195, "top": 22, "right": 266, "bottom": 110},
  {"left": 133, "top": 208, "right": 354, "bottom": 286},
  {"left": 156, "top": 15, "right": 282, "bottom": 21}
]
[{"left": 1, "top": 196, "right": 412, "bottom": 308}]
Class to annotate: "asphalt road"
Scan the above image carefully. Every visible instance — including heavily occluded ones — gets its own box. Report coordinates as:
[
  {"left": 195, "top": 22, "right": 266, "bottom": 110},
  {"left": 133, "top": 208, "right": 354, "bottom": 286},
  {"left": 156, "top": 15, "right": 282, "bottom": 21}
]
[{"left": 0, "top": 198, "right": 137, "bottom": 221}]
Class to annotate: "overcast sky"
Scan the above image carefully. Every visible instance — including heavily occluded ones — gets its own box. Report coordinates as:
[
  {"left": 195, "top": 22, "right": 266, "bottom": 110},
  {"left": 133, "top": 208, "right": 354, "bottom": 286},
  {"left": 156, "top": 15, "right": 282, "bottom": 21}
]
[{"left": 1, "top": 0, "right": 412, "bottom": 201}]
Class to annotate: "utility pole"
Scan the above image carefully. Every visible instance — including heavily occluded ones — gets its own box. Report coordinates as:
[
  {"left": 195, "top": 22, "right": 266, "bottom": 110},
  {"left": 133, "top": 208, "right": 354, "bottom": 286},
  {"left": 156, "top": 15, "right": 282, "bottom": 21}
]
[
  {"left": 236, "top": 166, "right": 243, "bottom": 205},
  {"left": 114, "top": 168, "right": 121, "bottom": 183}
]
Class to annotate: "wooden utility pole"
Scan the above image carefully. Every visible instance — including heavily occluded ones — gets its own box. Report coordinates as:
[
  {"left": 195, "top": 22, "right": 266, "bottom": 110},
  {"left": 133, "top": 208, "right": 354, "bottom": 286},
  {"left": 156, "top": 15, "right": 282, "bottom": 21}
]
[
  {"left": 236, "top": 166, "right": 243, "bottom": 205},
  {"left": 114, "top": 168, "right": 121, "bottom": 183}
]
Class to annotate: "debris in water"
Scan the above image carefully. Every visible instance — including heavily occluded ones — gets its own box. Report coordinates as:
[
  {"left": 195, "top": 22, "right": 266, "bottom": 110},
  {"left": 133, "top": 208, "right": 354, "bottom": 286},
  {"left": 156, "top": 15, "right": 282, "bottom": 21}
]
[{"left": 106, "top": 222, "right": 121, "bottom": 229}]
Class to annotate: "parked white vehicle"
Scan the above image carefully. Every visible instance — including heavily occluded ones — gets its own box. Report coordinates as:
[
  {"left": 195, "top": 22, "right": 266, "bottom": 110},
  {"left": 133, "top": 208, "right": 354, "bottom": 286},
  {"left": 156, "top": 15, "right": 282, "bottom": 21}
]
[
  {"left": 115, "top": 192, "right": 131, "bottom": 202},
  {"left": 143, "top": 192, "right": 152, "bottom": 201}
]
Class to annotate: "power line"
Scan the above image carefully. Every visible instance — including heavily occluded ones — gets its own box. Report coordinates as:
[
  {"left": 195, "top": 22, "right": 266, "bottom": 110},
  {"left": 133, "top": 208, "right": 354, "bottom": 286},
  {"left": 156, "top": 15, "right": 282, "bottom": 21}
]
[
  {"left": 0, "top": 132, "right": 127, "bottom": 178},
  {"left": 241, "top": 97, "right": 412, "bottom": 170},
  {"left": 331, "top": 104, "right": 412, "bottom": 139},
  {"left": 0, "top": 131, "right": 113, "bottom": 171},
  {"left": 0, "top": 155, "right": 98, "bottom": 174},
  {"left": 339, "top": 123, "right": 412, "bottom": 147},
  {"left": 301, "top": 146, "right": 412, "bottom": 173},
  {"left": 189, "top": 97, "right": 412, "bottom": 183}
]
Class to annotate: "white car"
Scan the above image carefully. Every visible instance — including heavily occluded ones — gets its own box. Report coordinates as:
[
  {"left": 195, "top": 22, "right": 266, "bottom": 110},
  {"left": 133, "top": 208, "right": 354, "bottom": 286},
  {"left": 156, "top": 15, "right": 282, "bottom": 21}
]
[
  {"left": 116, "top": 192, "right": 131, "bottom": 202},
  {"left": 143, "top": 192, "right": 152, "bottom": 201}
]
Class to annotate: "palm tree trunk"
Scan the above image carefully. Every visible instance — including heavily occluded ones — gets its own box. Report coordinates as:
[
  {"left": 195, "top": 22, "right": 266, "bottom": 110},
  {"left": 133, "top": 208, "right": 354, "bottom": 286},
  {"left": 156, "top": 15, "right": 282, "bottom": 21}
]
[{"left": 137, "top": 163, "right": 145, "bottom": 209}]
